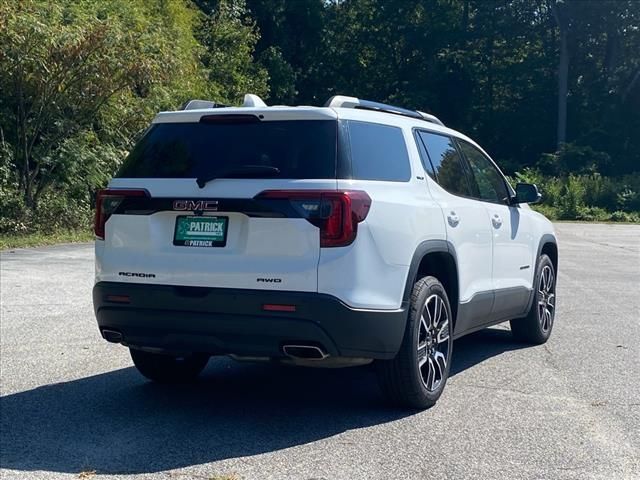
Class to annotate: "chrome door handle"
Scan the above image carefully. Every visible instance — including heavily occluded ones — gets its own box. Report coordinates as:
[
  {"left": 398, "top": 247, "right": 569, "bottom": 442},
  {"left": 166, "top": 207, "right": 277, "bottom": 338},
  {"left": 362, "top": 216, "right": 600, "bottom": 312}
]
[
  {"left": 447, "top": 211, "right": 460, "bottom": 227},
  {"left": 492, "top": 214, "right": 503, "bottom": 228}
]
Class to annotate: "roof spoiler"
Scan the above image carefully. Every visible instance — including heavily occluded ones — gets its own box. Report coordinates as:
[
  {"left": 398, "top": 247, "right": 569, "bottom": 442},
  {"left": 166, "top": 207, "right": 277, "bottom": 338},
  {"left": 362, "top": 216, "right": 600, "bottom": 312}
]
[{"left": 181, "top": 94, "right": 267, "bottom": 111}]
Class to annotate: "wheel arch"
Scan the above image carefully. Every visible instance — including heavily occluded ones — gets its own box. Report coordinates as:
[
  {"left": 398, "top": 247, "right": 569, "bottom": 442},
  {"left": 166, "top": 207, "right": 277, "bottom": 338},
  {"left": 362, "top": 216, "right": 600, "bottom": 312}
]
[
  {"left": 403, "top": 240, "right": 460, "bottom": 329},
  {"left": 539, "top": 235, "right": 558, "bottom": 273},
  {"left": 522, "top": 233, "right": 558, "bottom": 314}
]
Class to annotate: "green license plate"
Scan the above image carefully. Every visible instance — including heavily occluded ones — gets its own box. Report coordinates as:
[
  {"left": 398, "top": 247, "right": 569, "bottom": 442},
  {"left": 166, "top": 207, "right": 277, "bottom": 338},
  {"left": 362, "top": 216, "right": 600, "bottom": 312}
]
[{"left": 173, "top": 216, "right": 228, "bottom": 247}]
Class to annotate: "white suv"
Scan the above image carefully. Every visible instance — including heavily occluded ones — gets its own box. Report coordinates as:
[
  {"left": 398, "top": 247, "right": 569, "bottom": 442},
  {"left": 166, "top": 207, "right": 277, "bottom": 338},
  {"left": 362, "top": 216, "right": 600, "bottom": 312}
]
[{"left": 93, "top": 94, "right": 558, "bottom": 408}]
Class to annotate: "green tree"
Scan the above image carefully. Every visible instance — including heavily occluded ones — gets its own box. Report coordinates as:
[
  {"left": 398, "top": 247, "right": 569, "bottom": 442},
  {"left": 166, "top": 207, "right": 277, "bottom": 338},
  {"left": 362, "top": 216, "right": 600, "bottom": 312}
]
[
  {"left": 0, "top": 0, "right": 268, "bottom": 222},
  {"left": 197, "top": 0, "right": 268, "bottom": 104},
  {"left": 0, "top": 0, "right": 205, "bottom": 209}
]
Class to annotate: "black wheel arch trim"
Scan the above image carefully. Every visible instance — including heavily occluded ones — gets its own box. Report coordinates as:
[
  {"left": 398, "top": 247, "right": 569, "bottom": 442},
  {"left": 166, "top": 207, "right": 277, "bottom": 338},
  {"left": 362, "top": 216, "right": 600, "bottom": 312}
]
[
  {"left": 402, "top": 239, "right": 458, "bottom": 304},
  {"left": 524, "top": 233, "right": 558, "bottom": 314}
]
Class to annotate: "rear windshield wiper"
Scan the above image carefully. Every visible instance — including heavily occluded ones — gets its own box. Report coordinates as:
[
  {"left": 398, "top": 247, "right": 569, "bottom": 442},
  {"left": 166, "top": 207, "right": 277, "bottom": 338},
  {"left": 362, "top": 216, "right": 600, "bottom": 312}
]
[{"left": 196, "top": 165, "right": 281, "bottom": 188}]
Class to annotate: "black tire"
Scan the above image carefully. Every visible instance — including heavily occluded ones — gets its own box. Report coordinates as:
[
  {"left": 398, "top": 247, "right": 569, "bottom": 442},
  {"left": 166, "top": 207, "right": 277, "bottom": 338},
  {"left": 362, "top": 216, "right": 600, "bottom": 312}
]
[
  {"left": 510, "top": 254, "right": 556, "bottom": 344},
  {"left": 130, "top": 348, "right": 209, "bottom": 383},
  {"left": 376, "top": 276, "right": 453, "bottom": 409}
]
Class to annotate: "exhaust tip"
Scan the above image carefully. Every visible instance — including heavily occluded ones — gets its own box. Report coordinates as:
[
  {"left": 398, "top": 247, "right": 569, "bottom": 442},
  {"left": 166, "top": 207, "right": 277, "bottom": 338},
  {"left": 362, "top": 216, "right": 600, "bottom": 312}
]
[
  {"left": 101, "top": 329, "right": 124, "bottom": 344},
  {"left": 282, "top": 344, "right": 328, "bottom": 360}
]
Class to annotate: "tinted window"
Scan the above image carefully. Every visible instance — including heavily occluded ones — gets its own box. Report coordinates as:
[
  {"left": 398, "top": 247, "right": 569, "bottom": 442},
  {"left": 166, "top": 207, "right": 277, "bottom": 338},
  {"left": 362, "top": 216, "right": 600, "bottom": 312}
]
[
  {"left": 418, "top": 131, "right": 472, "bottom": 197},
  {"left": 347, "top": 121, "right": 411, "bottom": 182},
  {"left": 414, "top": 131, "right": 435, "bottom": 178},
  {"left": 118, "top": 120, "right": 337, "bottom": 179},
  {"left": 458, "top": 140, "right": 509, "bottom": 204}
]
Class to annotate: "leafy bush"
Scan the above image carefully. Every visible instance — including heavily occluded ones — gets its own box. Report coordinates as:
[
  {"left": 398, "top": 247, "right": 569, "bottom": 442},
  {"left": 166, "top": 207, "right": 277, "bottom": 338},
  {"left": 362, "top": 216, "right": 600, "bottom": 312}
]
[{"left": 512, "top": 168, "right": 640, "bottom": 222}]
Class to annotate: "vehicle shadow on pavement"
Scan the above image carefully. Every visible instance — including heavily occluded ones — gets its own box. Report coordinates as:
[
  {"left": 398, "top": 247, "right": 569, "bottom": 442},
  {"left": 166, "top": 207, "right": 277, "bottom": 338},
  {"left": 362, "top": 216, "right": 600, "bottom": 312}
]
[
  {"left": 0, "top": 327, "right": 526, "bottom": 475},
  {"left": 450, "top": 327, "right": 529, "bottom": 377}
]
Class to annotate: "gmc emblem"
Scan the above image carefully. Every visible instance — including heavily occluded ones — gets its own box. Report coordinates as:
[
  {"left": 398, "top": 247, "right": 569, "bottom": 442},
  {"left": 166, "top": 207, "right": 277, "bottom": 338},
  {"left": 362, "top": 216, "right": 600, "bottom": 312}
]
[{"left": 173, "top": 200, "right": 219, "bottom": 211}]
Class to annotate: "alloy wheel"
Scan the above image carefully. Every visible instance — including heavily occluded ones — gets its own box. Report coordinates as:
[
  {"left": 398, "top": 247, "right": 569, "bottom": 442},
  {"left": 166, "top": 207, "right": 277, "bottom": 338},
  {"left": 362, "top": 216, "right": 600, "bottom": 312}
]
[
  {"left": 538, "top": 265, "right": 556, "bottom": 333},
  {"left": 417, "top": 294, "right": 451, "bottom": 392}
]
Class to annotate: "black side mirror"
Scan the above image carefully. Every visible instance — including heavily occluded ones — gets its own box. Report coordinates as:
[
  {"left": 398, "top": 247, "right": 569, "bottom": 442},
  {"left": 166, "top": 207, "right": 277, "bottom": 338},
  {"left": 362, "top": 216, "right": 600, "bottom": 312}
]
[{"left": 512, "top": 183, "right": 542, "bottom": 204}]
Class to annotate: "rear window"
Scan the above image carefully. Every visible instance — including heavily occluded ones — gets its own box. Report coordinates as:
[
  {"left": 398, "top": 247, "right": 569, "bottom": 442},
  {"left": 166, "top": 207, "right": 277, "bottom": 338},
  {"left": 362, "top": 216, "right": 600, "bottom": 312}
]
[
  {"left": 117, "top": 119, "right": 337, "bottom": 179},
  {"left": 345, "top": 120, "right": 411, "bottom": 182}
]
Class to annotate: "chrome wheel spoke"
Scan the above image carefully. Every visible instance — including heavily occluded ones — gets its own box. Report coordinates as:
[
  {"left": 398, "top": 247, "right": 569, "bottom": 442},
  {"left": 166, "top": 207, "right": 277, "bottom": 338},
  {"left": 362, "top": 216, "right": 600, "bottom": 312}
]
[
  {"left": 547, "top": 293, "right": 555, "bottom": 309},
  {"left": 428, "top": 295, "right": 440, "bottom": 329},
  {"left": 420, "top": 315, "right": 429, "bottom": 336},
  {"left": 424, "top": 303, "right": 434, "bottom": 329},
  {"left": 426, "top": 358, "right": 435, "bottom": 390},
  {"left": 434, "top": 296, "right": 444, "bottom": 328},
  {"left": 436, "top": 320, "right": 449, "bottom": 344},
  {"left": 417, "top": 342, "right": 428, "bottom": 367},
  {"left": 424, "top": 351, "right": 446, "bottom": 391}
]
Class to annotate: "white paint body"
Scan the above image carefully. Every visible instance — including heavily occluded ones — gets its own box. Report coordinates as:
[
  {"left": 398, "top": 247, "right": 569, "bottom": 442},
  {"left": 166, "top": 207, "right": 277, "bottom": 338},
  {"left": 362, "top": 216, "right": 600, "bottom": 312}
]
[{"left": 95, "top": 104, "right": 555, "bottom": 312}]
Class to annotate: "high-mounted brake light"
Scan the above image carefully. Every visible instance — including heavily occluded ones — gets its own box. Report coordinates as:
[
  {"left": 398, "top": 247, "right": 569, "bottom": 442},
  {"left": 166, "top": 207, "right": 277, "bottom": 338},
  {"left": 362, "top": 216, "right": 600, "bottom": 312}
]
[
  {"left": 94, "top": 189, "right": 149, "bottom": 239},
  {"left": 255, "top": 190, "right": 372, "bottom": 247}
]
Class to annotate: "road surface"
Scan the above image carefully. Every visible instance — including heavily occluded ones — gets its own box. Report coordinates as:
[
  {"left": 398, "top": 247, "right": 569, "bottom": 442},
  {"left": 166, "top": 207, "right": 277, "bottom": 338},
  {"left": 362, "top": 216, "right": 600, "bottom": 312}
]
[{"left": 1, "top": 223, "right": 639, "bottom": 480}]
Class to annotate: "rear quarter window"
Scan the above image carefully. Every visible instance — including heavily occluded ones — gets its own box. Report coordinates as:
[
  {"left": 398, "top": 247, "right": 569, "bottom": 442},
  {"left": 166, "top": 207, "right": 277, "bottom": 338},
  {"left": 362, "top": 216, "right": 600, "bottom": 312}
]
[{"left": 344, "top": 120, "right": 411, "bottom": 182}]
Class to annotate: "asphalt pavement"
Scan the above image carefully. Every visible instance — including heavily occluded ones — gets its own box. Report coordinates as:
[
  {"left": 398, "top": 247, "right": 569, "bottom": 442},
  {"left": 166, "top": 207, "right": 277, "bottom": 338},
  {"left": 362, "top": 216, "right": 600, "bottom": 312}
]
[{"left": 1, "top": 223, "right": 639, "bottom": 480}]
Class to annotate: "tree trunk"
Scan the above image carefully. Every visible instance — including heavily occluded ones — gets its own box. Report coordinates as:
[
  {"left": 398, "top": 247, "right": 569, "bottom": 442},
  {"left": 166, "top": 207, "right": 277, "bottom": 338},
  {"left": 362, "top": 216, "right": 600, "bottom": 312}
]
[
  {"left": 557, "top": 26, "right": 568, "bottom": 148},
  {"left": 552, "top": 2, "right": 569, "bottom": 149}
]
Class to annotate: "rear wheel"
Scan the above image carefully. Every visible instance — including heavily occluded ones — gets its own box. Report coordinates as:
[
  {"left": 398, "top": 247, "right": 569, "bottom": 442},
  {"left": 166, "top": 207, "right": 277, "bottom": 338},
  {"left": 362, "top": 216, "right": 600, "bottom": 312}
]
[
  {"left": 130, "top": 348, "right": 209, "bottom": 383},
  {"left": 376, "top": 276, "right": 453, "bottom": 409},
  {"left": 510, "top": 254, "right": 556, "bottom": 344}
]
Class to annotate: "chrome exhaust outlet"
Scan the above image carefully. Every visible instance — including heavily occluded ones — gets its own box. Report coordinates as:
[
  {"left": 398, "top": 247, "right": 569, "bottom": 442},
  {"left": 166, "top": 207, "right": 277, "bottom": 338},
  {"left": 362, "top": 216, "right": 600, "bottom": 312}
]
[
  {"left": 101, "top": 329, "right": 124, "bottom": 343},
  {"left": 282, "top": 344, "right": 329, "bottom": 360}
]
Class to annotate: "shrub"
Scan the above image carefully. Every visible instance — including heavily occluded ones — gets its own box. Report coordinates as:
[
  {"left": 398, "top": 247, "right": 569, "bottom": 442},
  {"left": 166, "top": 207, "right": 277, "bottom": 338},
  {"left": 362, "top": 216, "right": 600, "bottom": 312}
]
[{"left": 511, "top": 168, "right": 640, "bottom": 223}]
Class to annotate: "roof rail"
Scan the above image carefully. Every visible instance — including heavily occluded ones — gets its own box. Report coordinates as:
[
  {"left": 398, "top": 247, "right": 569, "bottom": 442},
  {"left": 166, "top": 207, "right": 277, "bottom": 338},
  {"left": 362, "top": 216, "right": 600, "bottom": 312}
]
[
  {"left": 416, "top": 111, "right": 445, "bottom": 127},
  {"left": 181, "top": 94, "right": 268, "bottom": 111},
  {"left": 324, "top": 95, "right": 444, "bottom": 127}
]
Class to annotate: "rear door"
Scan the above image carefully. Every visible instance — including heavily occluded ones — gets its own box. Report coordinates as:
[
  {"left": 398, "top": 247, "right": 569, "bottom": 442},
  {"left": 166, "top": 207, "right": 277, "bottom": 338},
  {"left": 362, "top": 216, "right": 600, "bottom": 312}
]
[
  {"left": 416, "top": 130, "right": 494, "bottom": 333},
  {"left": 96, "top": 111, "right": 339, "bottom": 292}
]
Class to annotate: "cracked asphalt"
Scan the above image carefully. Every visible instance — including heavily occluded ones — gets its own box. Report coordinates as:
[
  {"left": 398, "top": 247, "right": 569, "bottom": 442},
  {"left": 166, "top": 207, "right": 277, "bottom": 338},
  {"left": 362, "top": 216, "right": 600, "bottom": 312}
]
[{"left": 1, "top": 223, "right": 639, "bottom": 480}]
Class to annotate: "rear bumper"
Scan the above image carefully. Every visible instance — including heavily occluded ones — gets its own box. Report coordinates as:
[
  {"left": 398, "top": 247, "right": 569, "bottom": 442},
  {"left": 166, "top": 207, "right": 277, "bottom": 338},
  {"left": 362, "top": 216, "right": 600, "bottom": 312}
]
[{"left": 93, "top": 282, "right": 407, "bottom": 360}]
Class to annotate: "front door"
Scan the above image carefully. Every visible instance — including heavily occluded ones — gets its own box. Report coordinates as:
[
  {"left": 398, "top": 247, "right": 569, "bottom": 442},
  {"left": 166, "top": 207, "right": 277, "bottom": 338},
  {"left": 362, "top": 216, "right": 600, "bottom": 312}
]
[{"left": 456, "top": 139, "right": 535, "bottom": 321}]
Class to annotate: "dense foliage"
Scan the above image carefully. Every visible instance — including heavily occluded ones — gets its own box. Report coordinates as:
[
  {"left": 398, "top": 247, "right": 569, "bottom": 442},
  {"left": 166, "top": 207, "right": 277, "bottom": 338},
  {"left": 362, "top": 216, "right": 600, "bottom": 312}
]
[{"left": 1, "top": 0, "right": 639, "bottom": 236}]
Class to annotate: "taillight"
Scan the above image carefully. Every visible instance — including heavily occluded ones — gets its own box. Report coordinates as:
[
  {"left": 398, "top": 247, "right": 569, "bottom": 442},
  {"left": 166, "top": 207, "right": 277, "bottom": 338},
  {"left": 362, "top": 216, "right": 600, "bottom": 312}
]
[
  {"left": 94, "top": 189, "right": 149, "bottom": 239},
  {"left": 255, "top": 190, "right": 371, "bottom": 247}
]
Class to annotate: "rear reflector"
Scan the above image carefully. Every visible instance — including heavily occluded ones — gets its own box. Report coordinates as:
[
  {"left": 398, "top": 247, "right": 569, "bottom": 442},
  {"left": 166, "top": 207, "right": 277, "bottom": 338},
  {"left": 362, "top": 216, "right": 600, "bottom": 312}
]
[
  {"left": 262, "top": 304, "right": 297, "bottom": 312},
  {"left": 106, "top": 295, "right": 131, "bottom": 304},
  {"left": 255, "top": 190, "right": 371, "bottom": 247},
  {"left": 94, "top": 188, "right": 149, "bottom": 239}
]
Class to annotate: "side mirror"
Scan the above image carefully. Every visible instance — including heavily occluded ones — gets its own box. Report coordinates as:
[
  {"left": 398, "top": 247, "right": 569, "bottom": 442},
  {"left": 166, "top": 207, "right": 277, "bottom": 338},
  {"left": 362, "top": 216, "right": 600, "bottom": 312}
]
[{"left": 512, "top": 183, "right": 542, "bottom": 204}]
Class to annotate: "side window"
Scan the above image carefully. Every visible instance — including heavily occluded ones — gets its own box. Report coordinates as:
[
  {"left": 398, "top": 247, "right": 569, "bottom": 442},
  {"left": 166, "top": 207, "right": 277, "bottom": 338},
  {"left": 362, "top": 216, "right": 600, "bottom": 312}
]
[
  {"left": 418, "top": 131, "right": 472, "bottom": 197},
  {"left": 457, "top": 140, "right": 510, "bottom": 204},
  {"left": 347, "top": 121, "right": 411, "bottom": 182},
  {"left": 413, "top": 131, "right": 435, "bottom": 178}
]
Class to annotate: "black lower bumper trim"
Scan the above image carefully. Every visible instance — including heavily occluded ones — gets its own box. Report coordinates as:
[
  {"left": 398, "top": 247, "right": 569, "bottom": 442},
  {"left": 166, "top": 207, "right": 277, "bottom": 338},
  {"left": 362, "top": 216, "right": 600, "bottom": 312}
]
[{"left": 93, "top": 282, "right": 407, "bottom": 359}]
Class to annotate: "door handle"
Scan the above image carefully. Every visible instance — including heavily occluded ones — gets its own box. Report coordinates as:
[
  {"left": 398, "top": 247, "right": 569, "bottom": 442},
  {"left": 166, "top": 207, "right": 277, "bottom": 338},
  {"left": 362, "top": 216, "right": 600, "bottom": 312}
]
[
  {"left": 492, "top": 214, "right": 503, "bottom": 228},
  {"left": 447, "top": 211, "right": 460, "bottom": 227}
]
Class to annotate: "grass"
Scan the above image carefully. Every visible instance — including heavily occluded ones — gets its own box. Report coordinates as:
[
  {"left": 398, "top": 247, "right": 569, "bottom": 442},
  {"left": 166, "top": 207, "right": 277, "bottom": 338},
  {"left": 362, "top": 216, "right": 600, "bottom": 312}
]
[{"left": 0, "top": 229, "right": 94, "bottom": 250}]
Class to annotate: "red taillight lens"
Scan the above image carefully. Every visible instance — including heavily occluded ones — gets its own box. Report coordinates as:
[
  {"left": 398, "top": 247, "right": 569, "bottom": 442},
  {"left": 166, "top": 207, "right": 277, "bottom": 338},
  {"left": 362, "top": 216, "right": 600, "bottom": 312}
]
[
  {"left": 94, "top": 189, "right": 149, "bottom": 239},
  {"left": 255, "top": 190, "right": 372, "bottom": 247}
]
